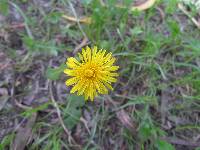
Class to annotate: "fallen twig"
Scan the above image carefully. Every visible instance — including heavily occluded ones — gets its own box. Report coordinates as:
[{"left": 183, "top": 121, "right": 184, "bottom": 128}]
[
  {"left": 161, "top": 136, "right": 200, "bottom": 147},
  {"left": 73, "top": 37, "right": 89, "bottom": 54},
  {"left": 49, "top": 81, "right": 81, "bottom": 149},
  {"left": 178, "top": 3, "right": 200, "bottom": 29}
]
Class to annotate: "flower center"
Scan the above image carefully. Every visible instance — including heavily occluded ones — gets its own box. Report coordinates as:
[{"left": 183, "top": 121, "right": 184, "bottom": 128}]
[{"left": 84, "top": 69, "right": 94, "bottom": 78}]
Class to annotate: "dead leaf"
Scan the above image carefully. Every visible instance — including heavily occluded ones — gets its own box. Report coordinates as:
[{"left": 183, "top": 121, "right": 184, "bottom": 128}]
[
  {"left": 0, "top": 88, "right": 9, "bottom": 111},
  {"left": 62, "top": 15, "right": 91, "bottom": 24},
  {"left": 161, "top": 136, "right": 200, "bottom": 147},
  {"left": 116, "top": 109, "right": 137, "bottom": 134},
  {"left": 160, "top": 87, "right": 170, "bottom": 125},
  {"left": 12, "top": 113, "right": 37, "bottom": 150}
]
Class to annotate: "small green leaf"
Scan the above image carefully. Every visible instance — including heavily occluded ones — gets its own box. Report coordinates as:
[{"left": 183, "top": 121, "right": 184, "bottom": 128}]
[
  {"left": 164, "top": 0, "right": 178, "bottom": 14},
  {"left": 186, "top": 38, "right": 200, "bottom": 53},
  {"left": 139, "top": 123, "right": 153, "bottom": 140},
  {"left": 45, "top": 12, "right": 63, "bottom": 24},
  {"left": 52, "top": 135, "right": 61, "bottom": 150},
  {"left": 63, "top": 95, "right": 85, "bottom": 129},
  {"left": 130, "top": 27, "right": 143, "bottom": 36},
  {"left": 0, "top": 133, "right": 15, "bottom": 150},
  {"left": 155, "top": 139, "right": 175, "bottom": 150},
  {"left": 0, "top": 0, "right": 9, "bottom": 16},
  {"left": 64, "top": 109, "right": 81, "bottom": 129},
  {"left": 21, "top": 102, "right": 51, "bottom": 117},
  {"left": 23, "top": 36, "right": 59, "bottom": 56},
  {"left": 67, "top": 95, "right": 85, "bottom": 109},
  {"left": 23, "top": 36, "right": 35, "bottom": 50},
  {"left": 81, "top": 0, "right": 93, "bottom": 5},
  {"left": 167, "top": 20, "right": 180, "bottom": 38},
  {"left": 46, "top": 64, "right": 66, "bottom": 80}
]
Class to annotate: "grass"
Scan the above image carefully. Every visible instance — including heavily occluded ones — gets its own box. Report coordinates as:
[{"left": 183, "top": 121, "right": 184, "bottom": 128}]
[{"left": 0, "top": 0, "right": 200, "bottom": 150}]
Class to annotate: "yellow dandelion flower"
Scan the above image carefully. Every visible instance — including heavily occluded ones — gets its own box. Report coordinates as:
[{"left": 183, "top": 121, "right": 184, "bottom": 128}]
[{"left": 64, "top": 46, "right": 119, "bottom": 101}]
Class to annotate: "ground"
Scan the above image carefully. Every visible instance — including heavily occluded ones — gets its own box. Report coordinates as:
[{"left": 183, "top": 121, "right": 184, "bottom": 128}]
[{"left": 0, "top": 0, "right": 200, "bottom": 150}]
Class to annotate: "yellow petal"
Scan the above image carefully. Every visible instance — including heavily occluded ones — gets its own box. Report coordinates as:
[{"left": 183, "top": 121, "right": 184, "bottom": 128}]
[
  {"left": 78, "top": 52, "right": 84, "bottom": 62},
  {"left": 64, "top": 69, "right": 76, "bottom": 76},
  {"left": 100, "top": 50, "right": 106, "bottom": 59},
  {"left": 103, "top": 81, "right": 113, "bottom": 90},
  {"left": 65, "top": 77, "right": 78, "bottom": 86},
  {"left": 104, "top": 57, "right": 116, "bottom": 66},
  {"left": 92, "top": 46, "right": 97, "bottom": 60},
  {"left": 86, "top": 46, "right": 91, "bottom": 62},
  {"left": 70, "top": 80, "right": 84, "bottom": 93},
  {"left": 82, "top": 48, "right": 87, "bottom": 62},
  {"left": 84, "top": 84, "right": 90, "bottom": 100},
  {"left": 99, "top": 75, "right": 117, "bottom": 83},
  {"left": 96, "top": 80, "right": 108, "bottom": 94},
  {"left": 103, "top": 52, "right": 112, "bottom": 63},
  {"left": 108, "top": 72, "right": 119, "bottom": 77},
  {"left": 67, "top": 57, "right": 80, "bottom": 68},
  {"left": 106, "top": 76, "right": 117, "bottom": 82},
  {"left": 105, "top": 65, "right": 119, "bottom": 71},
  {"left": 93, "top": 80, "right": 101, "bottom": 93},
  {"left": 77, "top": 80, "right": 88, "bottom": 95}
]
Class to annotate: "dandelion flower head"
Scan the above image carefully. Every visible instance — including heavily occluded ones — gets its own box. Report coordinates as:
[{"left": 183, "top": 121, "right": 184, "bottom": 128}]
[{"left": 64, "top": 46, "right": 119, "bottom": 101}]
